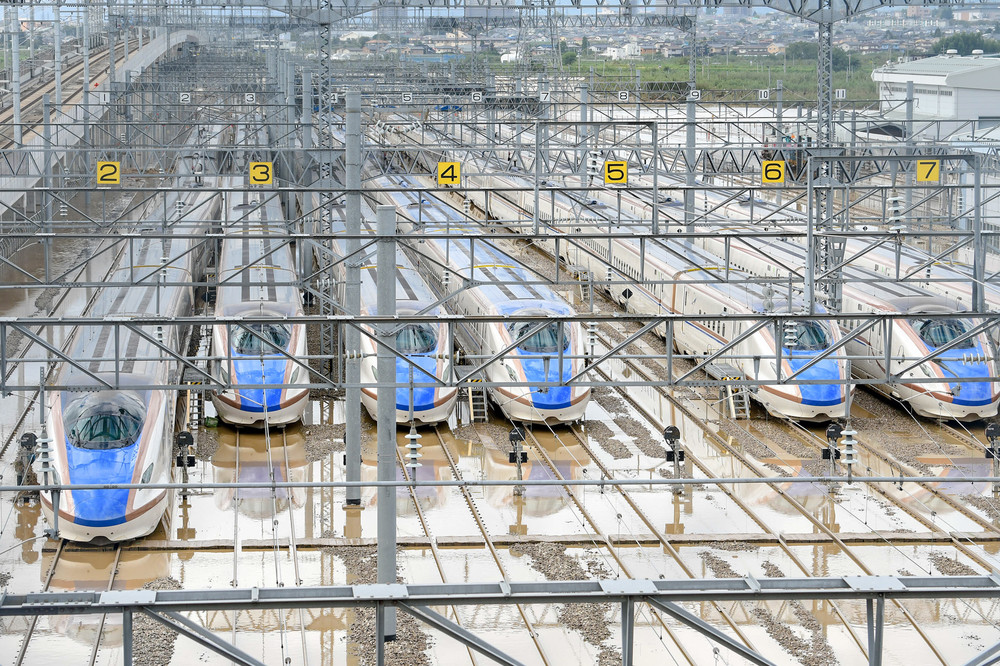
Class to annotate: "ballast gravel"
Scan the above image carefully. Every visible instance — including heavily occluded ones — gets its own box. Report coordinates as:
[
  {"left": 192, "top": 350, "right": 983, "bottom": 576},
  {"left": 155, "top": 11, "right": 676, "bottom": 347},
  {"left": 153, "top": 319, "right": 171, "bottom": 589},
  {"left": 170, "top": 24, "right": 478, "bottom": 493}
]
[
  {"left": 323, "top": 546, "right": 432, "bottom": 666},
  {"left": 509, "top": 542, "right": 621, "bottom": 666},
  {"left": 132, "top": 577, "right": 183, "bottom": 666}
]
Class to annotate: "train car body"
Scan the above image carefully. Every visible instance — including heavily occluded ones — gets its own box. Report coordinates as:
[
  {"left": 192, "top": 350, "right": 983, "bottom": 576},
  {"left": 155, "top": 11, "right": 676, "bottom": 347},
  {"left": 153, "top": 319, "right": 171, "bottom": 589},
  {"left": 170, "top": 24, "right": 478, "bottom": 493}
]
[
  {"left": 694, "top": 235, "right": 1000, "bottom": 421},
  {"left": 41, "top": 126, "right": 226, "bottom": 542},
  {"left": 373, "top": 177, "right": 591, "bottom": 424},
  {"left": 211, "top": 180, "right": 309, "bottom": 427},
  {"left": 354, "top": 253, "right": 458, "bottom": 425},
  {"left": 404, "top": 153, "right": 850, "bottom": 420},
  {"left": 302, "top": 173, "right": 458, "bottom": 425}
]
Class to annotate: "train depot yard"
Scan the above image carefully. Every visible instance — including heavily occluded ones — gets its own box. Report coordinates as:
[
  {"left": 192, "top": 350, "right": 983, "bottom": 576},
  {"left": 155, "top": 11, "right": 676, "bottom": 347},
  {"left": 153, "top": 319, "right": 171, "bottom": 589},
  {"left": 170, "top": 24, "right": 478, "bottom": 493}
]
[{"left": 5, "top": 1, "right": 1000, "bottom": 665}]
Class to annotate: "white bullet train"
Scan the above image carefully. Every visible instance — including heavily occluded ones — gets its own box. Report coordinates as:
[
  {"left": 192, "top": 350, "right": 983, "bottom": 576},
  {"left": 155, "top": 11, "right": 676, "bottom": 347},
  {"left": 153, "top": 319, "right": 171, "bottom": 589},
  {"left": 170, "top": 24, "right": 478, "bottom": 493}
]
[
  {"left": 371, "top": 175, "right": 591, "bottom": 424},
  {"left": 380, "top": 119, "right": 1000, "bottom": 421},
  {"left": 459, "top": 174, "right": 849, "bottom": 420},
  {"left": 210, "top": 174, "right": 309, "bottom": 427},
  {"left": 325, "top": 196, "right": 458, "bottom": 425},
  {"left": 42, "top": 125, "right": 226, "bottom": 542},
  {"left": 694, "top": 234, "right": 1000, "bottom": 421}
]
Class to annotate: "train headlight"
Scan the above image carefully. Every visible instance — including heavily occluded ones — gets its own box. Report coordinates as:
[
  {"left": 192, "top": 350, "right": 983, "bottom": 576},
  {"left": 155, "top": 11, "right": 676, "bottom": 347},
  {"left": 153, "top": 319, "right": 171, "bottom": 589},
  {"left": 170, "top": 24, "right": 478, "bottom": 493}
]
[
  {"left": 141, "top": 463, "right": 155, "bottom": 484},
  {"left": 291, "top": 366, "right": 305, "bottom": 385},
  {"left": 506, "top": 364, "right": 518, "bottom": 382},
  {"left": 920, "top": 363, "right": 934, "bottom": 378}
]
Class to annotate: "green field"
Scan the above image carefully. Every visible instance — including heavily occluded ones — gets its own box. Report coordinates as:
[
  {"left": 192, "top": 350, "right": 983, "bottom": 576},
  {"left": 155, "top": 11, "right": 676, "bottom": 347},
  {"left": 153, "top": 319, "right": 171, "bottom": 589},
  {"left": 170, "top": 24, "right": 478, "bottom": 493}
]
[{"left": 484, "top": 52, "right": 886, "bottom": 103}]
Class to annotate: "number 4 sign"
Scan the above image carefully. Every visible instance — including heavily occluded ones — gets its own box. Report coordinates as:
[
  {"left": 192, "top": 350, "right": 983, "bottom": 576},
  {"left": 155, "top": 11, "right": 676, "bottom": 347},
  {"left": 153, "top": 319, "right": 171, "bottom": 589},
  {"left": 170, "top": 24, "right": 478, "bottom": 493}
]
[{"left": 437, "top": 161, "right": 460, "bottom": 186}]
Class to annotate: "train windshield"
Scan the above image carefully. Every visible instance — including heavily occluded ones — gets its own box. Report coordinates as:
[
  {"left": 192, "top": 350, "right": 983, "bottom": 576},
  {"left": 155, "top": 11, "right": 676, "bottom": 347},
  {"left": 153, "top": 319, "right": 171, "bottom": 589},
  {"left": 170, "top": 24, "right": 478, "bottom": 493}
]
[
  {"left": 917, "top": 318, "right": 975, "bottom": 349},
  {"left": 784, "top": 321, "right": 830, "bottom": 351},
  {"left": 397, "top": 324, "right": 437, "bottom": 354},
  {"left": 508, "top": 321, "right": 570, "bottom": 353},
  {"left": 64, "top": 392, "right": 146, "bottom": 450},
  {"left": 233, "top": 323, "right": 291, "bottom": 355}
]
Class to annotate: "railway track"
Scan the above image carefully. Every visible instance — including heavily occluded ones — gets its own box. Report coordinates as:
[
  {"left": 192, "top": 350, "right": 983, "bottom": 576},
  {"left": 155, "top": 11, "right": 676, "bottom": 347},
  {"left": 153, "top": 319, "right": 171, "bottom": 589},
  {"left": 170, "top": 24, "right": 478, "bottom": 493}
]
[
  {"left": 429, "top": 424, "right": 553, "bottom": 665},
  {"left": 584, "top": 328, "right": 952, "bottom": 661},
  {"left": 0, "top": 39, "right": 140, "bottom": 150},
  {"left": 12, "top": 540, "right": 132, "bottom": 665}
]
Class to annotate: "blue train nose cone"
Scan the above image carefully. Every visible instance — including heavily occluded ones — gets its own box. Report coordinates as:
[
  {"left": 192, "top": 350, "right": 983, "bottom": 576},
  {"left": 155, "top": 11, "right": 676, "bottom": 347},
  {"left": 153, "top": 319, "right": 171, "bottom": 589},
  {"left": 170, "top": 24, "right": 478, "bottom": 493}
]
[
  {"left": 233, "top": 358, "right": 287, "bottom": 412},
  {"left": 63, "top": 439, "right": 137, "bottom": 527},
  {"left": 788, "top": 356, "right": 846, "bottom": 407},
  {"left": 396, "top": 356, "right": 441, "bottom": 413},
  {"left": 519, "top": 356, "right": 573, "bottom": 410}
]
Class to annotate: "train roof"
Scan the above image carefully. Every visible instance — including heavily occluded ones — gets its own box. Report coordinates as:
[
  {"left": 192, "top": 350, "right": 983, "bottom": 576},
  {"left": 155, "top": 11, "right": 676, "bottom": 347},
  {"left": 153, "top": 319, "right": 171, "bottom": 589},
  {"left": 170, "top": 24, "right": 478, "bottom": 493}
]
[{"left": 216, "top": 189, "right": 300, "bottom": 317}]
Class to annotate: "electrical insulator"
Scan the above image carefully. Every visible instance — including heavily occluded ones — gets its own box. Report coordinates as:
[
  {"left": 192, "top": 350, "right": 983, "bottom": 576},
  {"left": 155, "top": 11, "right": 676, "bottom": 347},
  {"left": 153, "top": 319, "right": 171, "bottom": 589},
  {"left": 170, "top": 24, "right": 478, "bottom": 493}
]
[
  {"left": 783, "top": 320, "right": 798, "bottom": 347},
  {"left": 841, "top": 429, "right": 859, "bottom": 466},
  {"left": 405, "top": 426, "right": 422, "bottom": 472},
  {"left": 586, "top": 150, "right": 601, "bottom": 176}
]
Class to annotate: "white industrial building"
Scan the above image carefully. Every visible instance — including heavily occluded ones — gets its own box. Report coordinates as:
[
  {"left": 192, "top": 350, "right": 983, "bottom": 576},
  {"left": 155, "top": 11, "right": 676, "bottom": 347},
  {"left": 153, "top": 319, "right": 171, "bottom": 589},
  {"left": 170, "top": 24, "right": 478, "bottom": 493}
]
[
  {"left": 871, "top": 53, "right": 1000, "bottom": 132},
  {"left": 871, "top": 53, "right": 1000, "bottom": 245}
]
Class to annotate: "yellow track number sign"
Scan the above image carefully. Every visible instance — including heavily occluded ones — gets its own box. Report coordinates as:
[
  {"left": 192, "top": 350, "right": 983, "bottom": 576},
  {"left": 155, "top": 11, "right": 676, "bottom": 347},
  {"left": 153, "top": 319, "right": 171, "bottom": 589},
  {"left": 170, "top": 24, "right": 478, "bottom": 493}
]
[
  {"left": 249, "top": 162, "right": 273, "bottom": 185},
  {"left": 96, "top": 161, "right": 120, "bottom": 185},
  {"left": 604, "top": 161, "right": 628, "bottom": 185},
  {"left": 762, "top": 160, "right": 785, "bottom": 184},
  {"left": 916, "top": 160, "right": 940, "bottom": 183},
  {"left": 437, "top": 161, "right": 460, "bottom": 186}
]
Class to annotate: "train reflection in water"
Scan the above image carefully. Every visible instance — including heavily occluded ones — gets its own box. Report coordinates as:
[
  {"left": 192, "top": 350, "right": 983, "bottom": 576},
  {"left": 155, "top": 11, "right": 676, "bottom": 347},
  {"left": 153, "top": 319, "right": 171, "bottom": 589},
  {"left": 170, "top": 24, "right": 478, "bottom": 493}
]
[
  {"left": 211, "top": 424, "right": 308, "bottom": 518},
  {"left": 39, "top": 547, "right": 170, "bottom": 646}
]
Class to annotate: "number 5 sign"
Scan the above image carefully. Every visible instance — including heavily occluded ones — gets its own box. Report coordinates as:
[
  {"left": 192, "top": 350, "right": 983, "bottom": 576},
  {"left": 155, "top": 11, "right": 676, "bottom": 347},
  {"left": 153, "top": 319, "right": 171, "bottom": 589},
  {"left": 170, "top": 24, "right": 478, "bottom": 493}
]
[
  {"left": 761, "top": 160, "right": 785, "bottom": 184},
  {"left": 604, "top": 161, "right": 628, "bottom": 185},
  {"left": 249, "top": 162, "right": 273, "bottom": 185}
]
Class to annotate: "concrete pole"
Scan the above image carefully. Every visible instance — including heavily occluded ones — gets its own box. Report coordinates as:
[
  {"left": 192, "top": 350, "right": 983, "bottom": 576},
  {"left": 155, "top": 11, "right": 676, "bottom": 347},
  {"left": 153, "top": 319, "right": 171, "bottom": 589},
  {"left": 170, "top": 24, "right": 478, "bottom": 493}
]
[
  {"left": 375, "top": 204, "right": 397, "bottom": 640},
  {"left": 122, "top": 0, "right": 129, "bottom": 64},
  {"left": 43, "top": 95, "right": 52, "bottom": 282},
  {"left": 28, "top": 3, "right": 34, "bottom": 63},
  {"left": 53, "top": 3, "right": 62, "bottom": 106},
  {"left": 776, "top": 80, "right": 784, "bottom": 208},
  {"left": 345, "top": 90, "right": 362, "bottom": 507},
  {"left": 578, "top": 84, "right": 588, "bottom": 177},
  {"left": 300, "top": 72, "right": 313, "bottom": 250},
  {"left": 973, "top": 157, "right": 985, "bottom": 312},
  {"left": 82, "top": 7, "right": 90, "bottom": 109},
  {"left": 905, "top": 80, "right": 914, "bottom": 234},
  {"left": 82, "top": 10, "right": 90, "bottom": 209},
  {"left": 107, "top": 0, "right": 116, "bottom": 87},
  {"left": 684, "top": 98, "right": 695, "bottom": 233},
  {"left": 11, "top": 9, "right": 22, "bottom": 146}
]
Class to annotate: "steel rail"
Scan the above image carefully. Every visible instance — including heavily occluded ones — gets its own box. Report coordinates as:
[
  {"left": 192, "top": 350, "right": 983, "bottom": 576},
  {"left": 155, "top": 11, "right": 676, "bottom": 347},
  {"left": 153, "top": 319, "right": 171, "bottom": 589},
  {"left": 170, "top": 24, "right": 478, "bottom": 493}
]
[
  {"left": 12, "top": 538, "right": 65, "bottom": 665},
  {"left": 520, "top": 426, "right": 702, "bottom": 664},
  {"left": 87, "top": 545, "right": 126, "bottom": 666},
  {"left": 576, "top": 342, "right": 871, "bottom": 658},
  {"left": 587, "top": 326, "right": 950, "bottom": 662},
  {"left": 431, "top": 425, "right": 553, "bottom": 666}
]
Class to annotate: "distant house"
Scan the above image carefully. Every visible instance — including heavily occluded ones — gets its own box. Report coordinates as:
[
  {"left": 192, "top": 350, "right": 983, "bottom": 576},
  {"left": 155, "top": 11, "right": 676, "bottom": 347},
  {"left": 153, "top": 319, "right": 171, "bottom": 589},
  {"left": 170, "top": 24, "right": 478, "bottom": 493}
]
[{"left": 767, "top": 43, "right": 786, "bottom": 55}]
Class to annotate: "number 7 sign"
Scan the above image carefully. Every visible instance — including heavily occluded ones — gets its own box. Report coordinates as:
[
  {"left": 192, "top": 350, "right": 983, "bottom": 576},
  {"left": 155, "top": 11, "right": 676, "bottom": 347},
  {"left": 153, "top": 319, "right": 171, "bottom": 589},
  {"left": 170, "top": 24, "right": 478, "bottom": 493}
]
[{"left": 916, "top": 159, "right": 940, "bottom": 183}]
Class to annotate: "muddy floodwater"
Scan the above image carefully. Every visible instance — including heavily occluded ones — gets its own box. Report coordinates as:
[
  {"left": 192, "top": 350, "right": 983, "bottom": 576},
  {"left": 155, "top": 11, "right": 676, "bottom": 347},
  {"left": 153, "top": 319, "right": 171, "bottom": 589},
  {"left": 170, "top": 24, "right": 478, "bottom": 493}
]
[{"left": 2, "top": 381, "right": 999, "bottom": 665}]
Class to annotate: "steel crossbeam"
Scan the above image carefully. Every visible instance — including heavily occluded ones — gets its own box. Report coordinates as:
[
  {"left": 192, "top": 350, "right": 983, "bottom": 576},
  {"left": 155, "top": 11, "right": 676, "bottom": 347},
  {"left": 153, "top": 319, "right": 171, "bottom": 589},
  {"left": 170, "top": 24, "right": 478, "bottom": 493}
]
[
  {"left": 141, "top": 609, "right": 268, "bottom": 666},
  {"left": 646, "top": 597, "right": 777, "bottom": 666},
  {"left": 398, "top": 603, "right": 526, "bottom": 666},
  {"left": 1, "top": 576, "right": 996, "bottom": 666}
]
